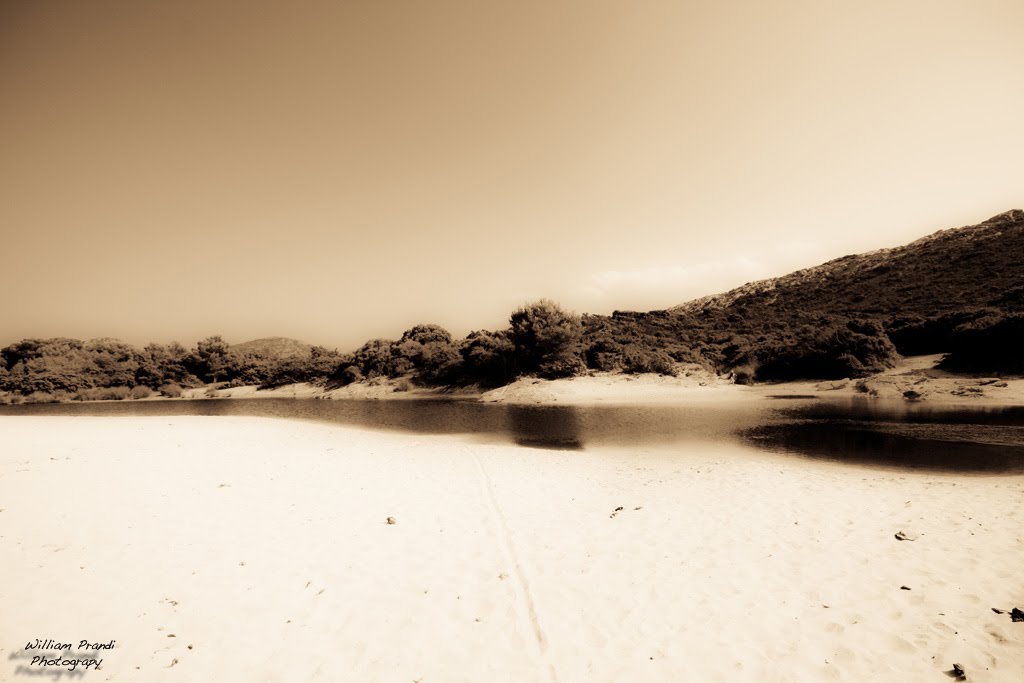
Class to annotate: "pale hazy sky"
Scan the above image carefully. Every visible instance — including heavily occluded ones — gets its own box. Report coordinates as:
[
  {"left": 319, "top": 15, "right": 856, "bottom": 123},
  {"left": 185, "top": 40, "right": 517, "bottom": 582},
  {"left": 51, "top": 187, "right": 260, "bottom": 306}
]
[{"left": 2, "top": 0, "right": 1022, "bottom": 350}]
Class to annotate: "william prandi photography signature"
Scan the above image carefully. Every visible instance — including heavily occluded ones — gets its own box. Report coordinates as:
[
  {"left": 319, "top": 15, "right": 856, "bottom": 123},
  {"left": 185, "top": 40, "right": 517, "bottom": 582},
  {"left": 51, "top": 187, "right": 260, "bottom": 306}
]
[{"left": 8, "top": 639, "right": 115, "bottom": 679}]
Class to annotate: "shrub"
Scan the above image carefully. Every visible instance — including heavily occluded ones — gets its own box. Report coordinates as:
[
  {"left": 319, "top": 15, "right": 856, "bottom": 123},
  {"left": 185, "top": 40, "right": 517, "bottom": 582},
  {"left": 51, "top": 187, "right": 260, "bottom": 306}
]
[
  {"left": 337, "top": 365, "right": 363, "bottom": 385},
  {"left": 621, "top": 347, "right": 677, "bottom": 376},
  {"left": 158, "top": 383, "right": 183, "bottom": 398},
  {"left": 84, "top": 339, "right": 142, "bottom": 388},
  {"left": 393, "top": 378, "right": 412, "bottom": 392},
  {"left": 731, "top": 363, "right": 757, "bottom": 385},
  {"left": 136, "top": 342, "right": 197, "bottom": 388},
  {"left": 26, "top": 390, "right": 73, "bottom": 403},
  {"left": 885, "top": 310, "right": 993, "bottom": 356},
  {"left": 399, "top": 324, "right": 453, "bottom": 346},
  {"left": 2, "top": 338, "right": 87, "bottom": 392},
  {"left": 73, "top": 386, "right": 131, "bottom": 401},
  {"left": 939, "top": 313, "right": 1024, "bottom": 374},
  {"left": 352, "top": 339, "right": 400, "bottom": 378},
  {"left": 107, "top": 386, "right": 131, "bottom": 400},
  {"left": 747, "top": 319, "right": 898, "bottom": 381},
  {"left": 460, "top": 330, "right": 516, "bottom": 387},
  {"left": 204, "top": 387, "right": 218, "bottom": 398},
  {"left": 257, "top": 349, "right": 345, "bottom": 389},
  {"left": 1, "top": 337, "right": 196, "bottom": 394},
  {"left": 510, "top": 300, "right": 585, "bottom": 378},
  {"left": 417, "top": 341, "right": 462, "bottom": 384},
  {"left": 129, "top": 386, "right": 153, "bottom": 400},
  {"left": 584, "top": 339, "right": 625, "bottom": 372}
]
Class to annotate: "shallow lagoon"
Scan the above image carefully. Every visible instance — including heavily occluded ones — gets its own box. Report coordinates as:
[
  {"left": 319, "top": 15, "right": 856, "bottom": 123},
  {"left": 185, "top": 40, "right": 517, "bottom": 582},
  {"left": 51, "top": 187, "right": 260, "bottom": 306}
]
[{"left": 4, "top": 396, "right": 1023, "bottom": 473}]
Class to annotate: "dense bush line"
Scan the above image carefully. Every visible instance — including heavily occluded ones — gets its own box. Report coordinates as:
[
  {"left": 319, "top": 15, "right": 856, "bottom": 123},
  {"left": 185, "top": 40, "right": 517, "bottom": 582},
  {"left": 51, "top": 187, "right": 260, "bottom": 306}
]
[
  {"left": 0, "top": 336, "right": 345, "bottom": 398},
  {"left": 938, "top": 313, "right": 1024, "bottom": 374},
  {"left": 2, "top": 297, "right": 1018, "bottom": 403}
]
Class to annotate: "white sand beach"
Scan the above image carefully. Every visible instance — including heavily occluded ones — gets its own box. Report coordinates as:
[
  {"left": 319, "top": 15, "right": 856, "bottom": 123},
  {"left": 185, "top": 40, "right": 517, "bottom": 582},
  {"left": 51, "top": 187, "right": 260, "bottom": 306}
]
[
  {"left": 1, "top": 416, "right": 1022, "bottom": 682},
  {"left": 170, "top": 355, "right": 1024, "bottom": 409}
]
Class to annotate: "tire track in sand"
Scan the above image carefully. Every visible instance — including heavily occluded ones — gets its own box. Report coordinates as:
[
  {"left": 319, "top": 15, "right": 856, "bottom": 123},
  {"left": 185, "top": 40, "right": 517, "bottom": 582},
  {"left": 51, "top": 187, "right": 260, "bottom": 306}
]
[{"left": 466, "top": 445, "right": 558, "bottom": 683}]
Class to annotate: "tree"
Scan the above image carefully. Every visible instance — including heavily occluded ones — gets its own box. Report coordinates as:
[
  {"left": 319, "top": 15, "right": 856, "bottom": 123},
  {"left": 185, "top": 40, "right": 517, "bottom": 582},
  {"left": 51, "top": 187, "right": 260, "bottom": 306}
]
[
  {"left": 1, "top": 338, "right": 95, "bottom": 393},
  {"left": 137, "top": 342, "right": 200, "bottom": 388},
  {"left": 192, "top": 336, "right": 232, "bottom": 383},
  {"left": 2, "top": 338, "right": 84, "bottom": 369},
  {"left": 392, "top": 324, "right": 461, "bottom": 384},
  {"left": 256, "top": 346, "right": 345, "bottom": 389},
  {"left": 225, "top": 350, "right": 273, "bottom": 386},
  {"left": 460, "top": 329, "right": 516, "bottom": 386},
  {"left": 399, "top": 324, "right": 453, "bottom": 346},
  {"left": 308, "top": 346, "right": 344, "bottom": 376},
  {"left": 352, "top": 339, "right": 397, "bottom": 378},
  {"left": 509, "top": 299, "right": 585, "bottom": 378},
  {"left": 85, "top": 338, "right": 143, "bottom": 387},
  {"left": 418, "top": 340, "right": 462, "bottom": 384}
]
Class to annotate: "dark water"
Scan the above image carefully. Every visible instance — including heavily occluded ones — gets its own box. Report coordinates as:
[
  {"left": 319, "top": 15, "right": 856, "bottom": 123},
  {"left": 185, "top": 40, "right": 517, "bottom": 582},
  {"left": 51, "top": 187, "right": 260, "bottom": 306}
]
[
  {"left": 747, "top": 397, "right": 1024, "bottom": 473},
  {"left": 2, "top": 396, "right": 1023, "bottom": 473},
  {"left": 0, "top": 397, "right": 766, "bottom": 450}
]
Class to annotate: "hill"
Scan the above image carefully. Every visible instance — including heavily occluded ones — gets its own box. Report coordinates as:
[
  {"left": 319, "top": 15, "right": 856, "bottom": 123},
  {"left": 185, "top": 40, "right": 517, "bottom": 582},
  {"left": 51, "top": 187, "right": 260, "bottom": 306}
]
[
  {"left": 231, "top": 337, "right": 314, "bottom": 359},
  {"left": 670, "top": 209, "right": 1024, "bottom": 323},
  {"left": 581, "top": 210, "right": 1024, "bottom": 381}
]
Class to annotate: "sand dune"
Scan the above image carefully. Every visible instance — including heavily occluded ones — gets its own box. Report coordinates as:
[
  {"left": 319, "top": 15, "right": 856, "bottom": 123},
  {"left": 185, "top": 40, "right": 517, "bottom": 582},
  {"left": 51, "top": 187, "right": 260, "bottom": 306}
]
[{"left": 1, "top": 417, "right": 1022, "bottom": 681}]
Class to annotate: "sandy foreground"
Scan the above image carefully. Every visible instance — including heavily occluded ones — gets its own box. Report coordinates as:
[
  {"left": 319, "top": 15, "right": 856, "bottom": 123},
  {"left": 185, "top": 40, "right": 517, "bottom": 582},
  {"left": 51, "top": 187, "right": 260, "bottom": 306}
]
[{"left": 1, "top": 416, "right": 1022, "bottom": 682}]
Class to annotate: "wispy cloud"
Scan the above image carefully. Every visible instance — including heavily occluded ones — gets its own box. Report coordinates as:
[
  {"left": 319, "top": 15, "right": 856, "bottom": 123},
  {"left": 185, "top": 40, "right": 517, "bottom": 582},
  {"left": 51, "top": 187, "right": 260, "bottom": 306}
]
[{"left": 574, "top": 242, "right": 823, "bottom": 310}]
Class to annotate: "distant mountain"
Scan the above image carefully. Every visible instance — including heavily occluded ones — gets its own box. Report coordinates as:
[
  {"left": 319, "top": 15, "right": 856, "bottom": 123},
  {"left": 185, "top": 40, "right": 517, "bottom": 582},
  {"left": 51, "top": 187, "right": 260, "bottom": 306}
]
[
  {"left": 231, "top": 337, "right": 314, "bottom": 359},
  {"left": 669, "top": 209, "right": 1024, "bottom": 322},
  {"left": 583, "top": 210, "right": 1024, "bottom": 380}
]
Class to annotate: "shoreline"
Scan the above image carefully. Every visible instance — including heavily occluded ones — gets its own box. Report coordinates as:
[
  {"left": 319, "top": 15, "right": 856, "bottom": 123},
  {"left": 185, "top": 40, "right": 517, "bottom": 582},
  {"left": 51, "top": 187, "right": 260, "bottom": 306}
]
[{"left": 3, "top": 355, "right": 1023, "bottom": 409}]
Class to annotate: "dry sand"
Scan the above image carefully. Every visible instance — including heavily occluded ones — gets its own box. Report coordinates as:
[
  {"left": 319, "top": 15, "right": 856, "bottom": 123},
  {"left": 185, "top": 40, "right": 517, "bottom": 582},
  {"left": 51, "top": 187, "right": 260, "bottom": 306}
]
[
  {"left": 479, "top": 371, "right": 743, "bottom": 405},
  {"left": 1, "top": 416, "right": 1022, "bottom": 682},
  {"left": 174, "top": 355, "right": 1024, "bottom": 408},
  {"left": 479, "top": 356, "right": 1024, "bottom": 407},
  {"left": 760, "top": 355, "right": 1024, "bottom": 406}
]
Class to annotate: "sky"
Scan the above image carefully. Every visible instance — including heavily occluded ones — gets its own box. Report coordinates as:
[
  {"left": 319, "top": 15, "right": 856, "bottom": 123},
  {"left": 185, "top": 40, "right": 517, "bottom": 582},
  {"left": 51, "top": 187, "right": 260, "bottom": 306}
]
[{"left": 2, "top": 0, "right": 1022, "bottom": 351}]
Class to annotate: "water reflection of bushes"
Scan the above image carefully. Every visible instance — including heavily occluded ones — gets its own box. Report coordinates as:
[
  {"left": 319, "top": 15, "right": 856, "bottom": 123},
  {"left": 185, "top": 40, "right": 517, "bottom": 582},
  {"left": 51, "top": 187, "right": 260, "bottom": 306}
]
[
  {"left": 747, "top": 421, "right": 1024, "bottom": 473},
  {"left": 506, "top": 406, "right": 584, "bottom": 450}
]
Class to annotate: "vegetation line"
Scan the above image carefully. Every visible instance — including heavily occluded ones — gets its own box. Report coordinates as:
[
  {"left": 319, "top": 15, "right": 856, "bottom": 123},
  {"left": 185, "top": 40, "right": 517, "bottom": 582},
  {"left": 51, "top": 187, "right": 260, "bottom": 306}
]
[{"left": 3, "top": 210, "right": 1022, "bottom": 404}]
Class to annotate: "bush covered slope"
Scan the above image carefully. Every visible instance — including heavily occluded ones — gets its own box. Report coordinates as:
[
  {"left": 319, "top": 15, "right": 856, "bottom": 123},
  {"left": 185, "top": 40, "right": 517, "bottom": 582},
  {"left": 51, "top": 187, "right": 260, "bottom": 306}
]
[
  {"left": 671, "top": 210, "right": 1024, "bottom": 323},
  {"left": 582, "top": 210, "right": 1024, "bottom": 381}
]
